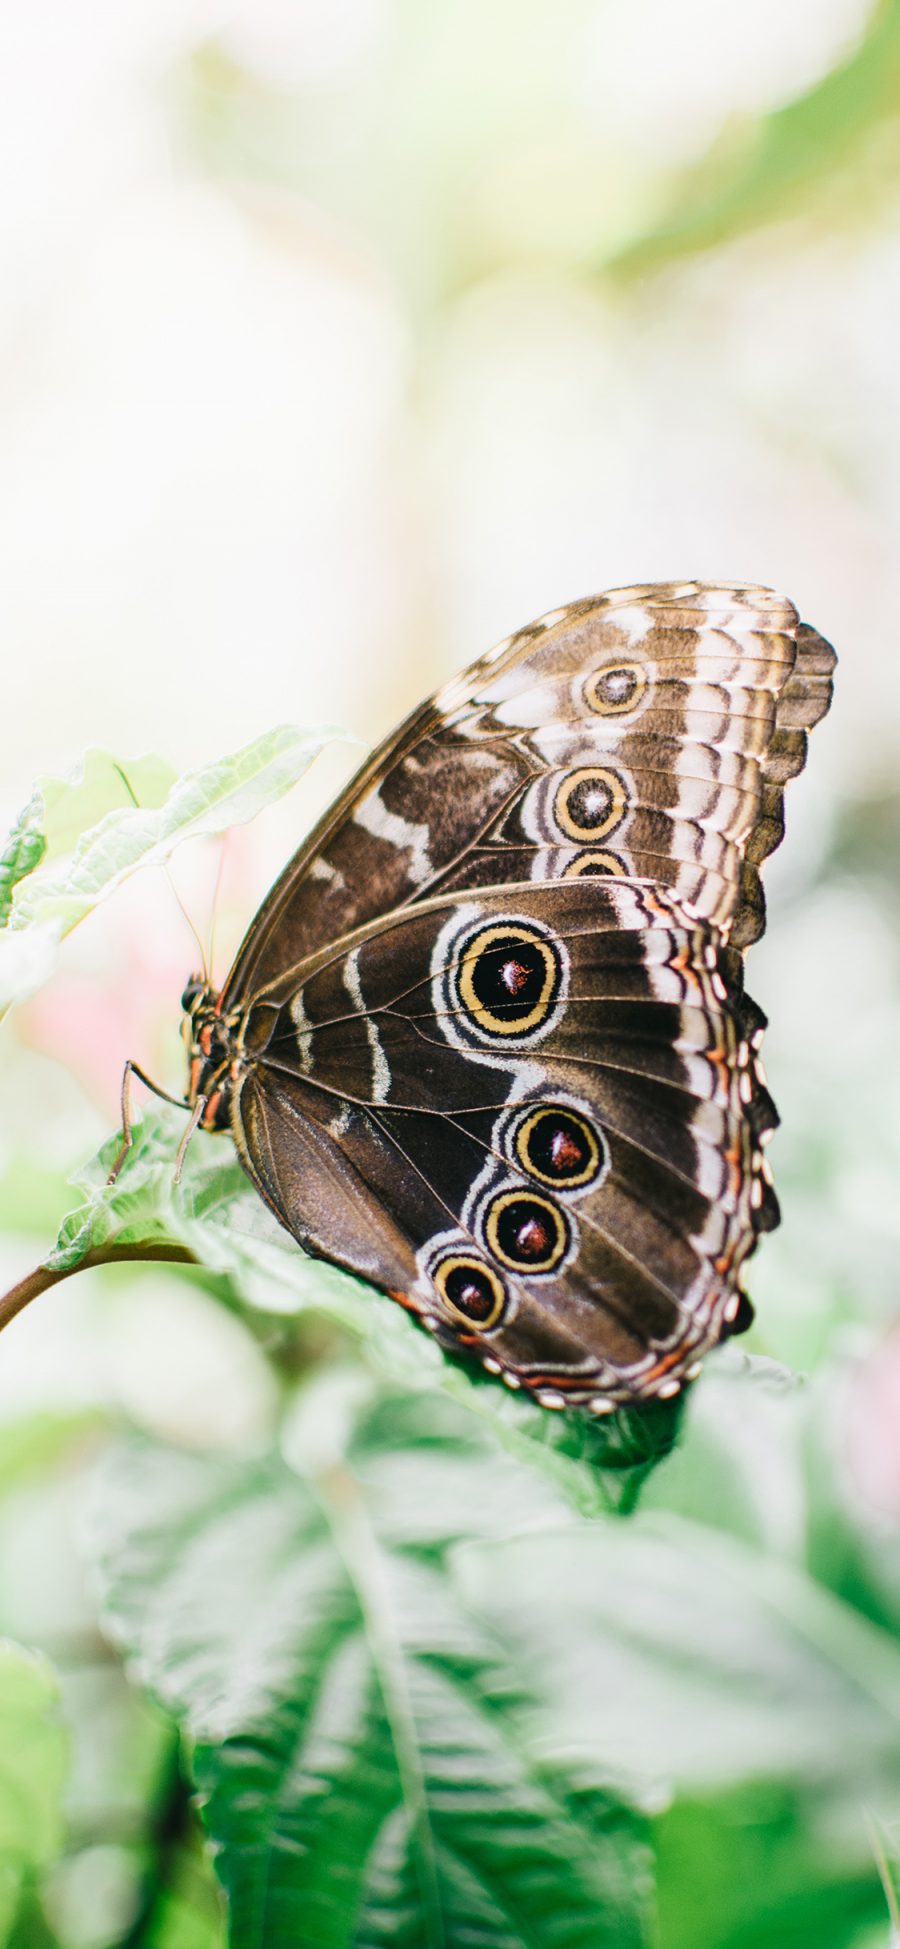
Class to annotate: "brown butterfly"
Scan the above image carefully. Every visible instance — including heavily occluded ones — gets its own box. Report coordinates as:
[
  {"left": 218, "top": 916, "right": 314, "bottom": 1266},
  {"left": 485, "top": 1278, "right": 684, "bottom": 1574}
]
[{"left": 120, "top": 583, "right": 836, "bottom": 1413}]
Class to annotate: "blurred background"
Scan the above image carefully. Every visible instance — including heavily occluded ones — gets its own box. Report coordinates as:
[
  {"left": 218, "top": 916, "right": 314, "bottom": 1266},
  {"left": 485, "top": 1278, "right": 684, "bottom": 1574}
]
[{"left": 2, "top": 2, "right": 900, "bottom": 1944}]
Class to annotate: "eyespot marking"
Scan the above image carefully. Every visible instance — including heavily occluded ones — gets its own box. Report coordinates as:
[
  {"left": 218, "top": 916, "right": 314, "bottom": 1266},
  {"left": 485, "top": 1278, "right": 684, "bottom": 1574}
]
[
  {"left": 584, "top": 660, "right": 647, "bottom": 716},
  {"left": 553, "top": 767, "right": 627, "bottom": 842},
  {"left": 484, "top": 1190, "right": 570, "bottom": 1274},
  {"left": 513, "top": 1104, "right": 604, "bottom": 1190},
  {"left": 430, "top": 907, "right": 569, "bottom": 1059},
  {"left": 563, "top": 849, "right": 627, "bottom": 878},
  {"left": 455, "top": 921, "right": 563, "bottom": 1040},
  {"left": 433, "top": 1253, "right": 507, "bottom": 1330}
]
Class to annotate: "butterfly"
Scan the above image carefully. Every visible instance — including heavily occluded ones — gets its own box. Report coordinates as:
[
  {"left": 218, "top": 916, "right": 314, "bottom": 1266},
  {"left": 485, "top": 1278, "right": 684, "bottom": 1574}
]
[{"left": 133, "top": 582, "right": 835, "bottom": 1413}]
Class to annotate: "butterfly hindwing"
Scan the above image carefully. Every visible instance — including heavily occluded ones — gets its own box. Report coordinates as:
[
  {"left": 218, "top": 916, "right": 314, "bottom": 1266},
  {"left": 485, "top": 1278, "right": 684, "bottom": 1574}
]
[{"left": 228, "top": 879, "right": 772, "bottom": 1406}]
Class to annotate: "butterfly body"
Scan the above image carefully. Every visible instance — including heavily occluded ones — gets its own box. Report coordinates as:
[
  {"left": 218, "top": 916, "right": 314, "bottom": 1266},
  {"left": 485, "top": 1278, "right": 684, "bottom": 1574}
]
[{"left": 179, "top": 584, "right": 835, "bottom": 1410}]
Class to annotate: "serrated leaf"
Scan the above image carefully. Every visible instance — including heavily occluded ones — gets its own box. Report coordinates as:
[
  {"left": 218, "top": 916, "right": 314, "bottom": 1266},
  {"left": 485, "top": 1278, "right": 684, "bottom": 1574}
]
[
  {"left": 0, "top": 1641, "right": 66, "bottom": 1941},
  {"left": 88, "top": 1391, "right": 653, "bottom": 1949},
  {"left": 34, "top": 1109, "right": 682, "bottom": 1510},
  {"left": 0, "top": 725, "right": 338, "bottom": 1015}
]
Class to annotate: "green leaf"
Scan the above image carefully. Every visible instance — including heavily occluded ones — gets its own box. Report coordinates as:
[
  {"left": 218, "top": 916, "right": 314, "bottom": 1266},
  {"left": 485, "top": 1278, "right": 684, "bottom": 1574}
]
[
  {"left": 654, "top": 1781, "right": 887, "bottom": 1949},
  {"left": 40, "top": 1115, "right": 196, "bottom": 1274},
  {"left": 88, "top": 1388, "right": 653, "bottom": 1949},
  {"left": 0, "top": 725, "right": 338, "bottom": 1015},
  {"left": 639, "top": 1357, "right": 805, "bottom": 1550},
  {"left": 147, "top": 1848, "right": 228, "bottom": 1949},
  {"left": 0, "top": 798, "right": 45, "bottom": 926},
  {"left": 0, "top": 1416, "right": 221, "bottom": 1949},
  {"left": 459, "top": 1510, "right": 900, "bottom": 1797},
  {"left": 607, "top": 0, "right": 900, "bottom": 278},
  {"left": 32, "top": 1108, "right": 681, "bottom": 1511},
  {"left": 0, "top": 1642, "right": 66, "bottom": 1942},
  {"left": 0, "top": 1413, "right": 102, "bottom": 1497},
  {"left": 38, "top": 750, "right": 178, "bottom": 855},
  {"left": 83, "top": 1366, "right": 900, "bottom": 1947}
]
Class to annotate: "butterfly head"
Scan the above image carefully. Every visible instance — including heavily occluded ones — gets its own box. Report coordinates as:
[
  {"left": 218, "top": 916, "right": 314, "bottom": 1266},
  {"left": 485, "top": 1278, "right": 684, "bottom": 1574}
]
[
  {"left": 181, "top": 976, "right": 235, "bottom": 1130},
  {"left": 180, "top": 974, "right": 208, "bottom": 1016}
]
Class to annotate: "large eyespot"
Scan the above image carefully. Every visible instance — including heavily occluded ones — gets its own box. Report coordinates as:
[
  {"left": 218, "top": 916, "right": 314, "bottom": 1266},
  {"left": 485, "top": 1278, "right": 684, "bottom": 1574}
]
[
  {"left": 563, "top": 849, "right": 627, "bottom": 878},
  {"left": 513, "top": 1105, "right": 604, "bottom": 1190},
  {"left": 484, "top": 1191, "right": 570, "bottom": 1274},
  {"left": 553, "top": 767, "right": 627, "bottom": 842},
  {"left": 584, "top": 661, "right": 647, "bottom": 716},
  {"left": 433, "top": 1253, "right": 506, "bottom": 1330},
  {"left": 455, "top": 920, "right": 564, "bottom": 1040}
]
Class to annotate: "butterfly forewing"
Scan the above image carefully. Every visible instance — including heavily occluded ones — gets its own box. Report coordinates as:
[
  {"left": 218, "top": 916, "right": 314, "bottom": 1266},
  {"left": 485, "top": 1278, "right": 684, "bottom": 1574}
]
[{"left": 220, "top": 581, "right": 835, "bottom": 1004}]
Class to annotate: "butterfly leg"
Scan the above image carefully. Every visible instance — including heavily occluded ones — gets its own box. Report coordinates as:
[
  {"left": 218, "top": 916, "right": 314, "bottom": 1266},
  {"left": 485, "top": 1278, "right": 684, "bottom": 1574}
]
[
  {"left": 173, "top": 1094, "right": 209, "bottom": 1184},
  {"left": 107, "top": 1060, "right": 190, "bottom": 1184}
]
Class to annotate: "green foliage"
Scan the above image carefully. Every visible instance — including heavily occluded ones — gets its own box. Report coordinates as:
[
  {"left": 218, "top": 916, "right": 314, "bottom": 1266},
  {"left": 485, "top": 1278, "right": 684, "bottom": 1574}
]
[
  {"left": 610, "top": 0, "right": 900, "bottom": 277},
  {"left": 0, "top": 1414, "right": 226, "bottom": 1949},
  {"left": 176, "top": 0, "right": 900, "bottom": 308},
  {"left": 0, "top": 1643, "right": 66, "bottom": 1941},
  {"left": 78, "top": 1363, "right": 900, "bottom": 1949},
  {"left": 0, "top": 798, "right": 46, "bottom": 927},
  {"left": 88, "top": 1392, "right": 655, "bottom": 1949},
  {"left": 0, "top": 726, "right": 338, "bottom": 1016},
  {"left": 654, "top": 1784, "right": 886, "bottom": 1949}
]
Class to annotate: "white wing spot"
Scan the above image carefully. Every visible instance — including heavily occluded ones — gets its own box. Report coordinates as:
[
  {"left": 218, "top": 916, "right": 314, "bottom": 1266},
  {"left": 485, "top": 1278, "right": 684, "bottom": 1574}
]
[
  {"left": 344, "top": 945, "right": 391, "bottom": 1103},
  {"left": 309, "top": 855, "right": 344, "bottom": 886},
  {"left": 610, "top": 605, "right": 653, "bottom": 645},
  {"left": 484, "top": 633, "right": 514, "bottom": 665},
  {"left": 355, "top": 788, "right": 433, "bottom": 885},
  {"left": 289, "top": 990, "right": 315, "bottom": 1075}
]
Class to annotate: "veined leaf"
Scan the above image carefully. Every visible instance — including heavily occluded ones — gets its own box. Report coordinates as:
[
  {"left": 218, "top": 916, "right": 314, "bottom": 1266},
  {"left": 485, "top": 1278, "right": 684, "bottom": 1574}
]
[
  {"left": 88, "top": 1389, "right": 654, "bottom": 1949},
  {"left": 0, "top": 1641, "right": 66, "bottom": 1942},
  {"left": 86, "top": 1370, "right": 900, "bottom": 1948}
]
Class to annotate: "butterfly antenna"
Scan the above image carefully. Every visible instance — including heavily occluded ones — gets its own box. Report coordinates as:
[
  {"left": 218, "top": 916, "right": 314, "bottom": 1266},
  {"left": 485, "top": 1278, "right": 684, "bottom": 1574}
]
[
  {"left": 112, "top": 762, "right": 209, "bottom": 982},
  {"left": 205, "top": 834, "right": 228, "bottom": 987}
]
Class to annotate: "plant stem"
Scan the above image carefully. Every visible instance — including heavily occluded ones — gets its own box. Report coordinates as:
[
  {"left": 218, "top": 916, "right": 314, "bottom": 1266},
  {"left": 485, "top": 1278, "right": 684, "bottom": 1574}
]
[{"left": 0, "top": 1242, "right": 198, "bottom": 1335}]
